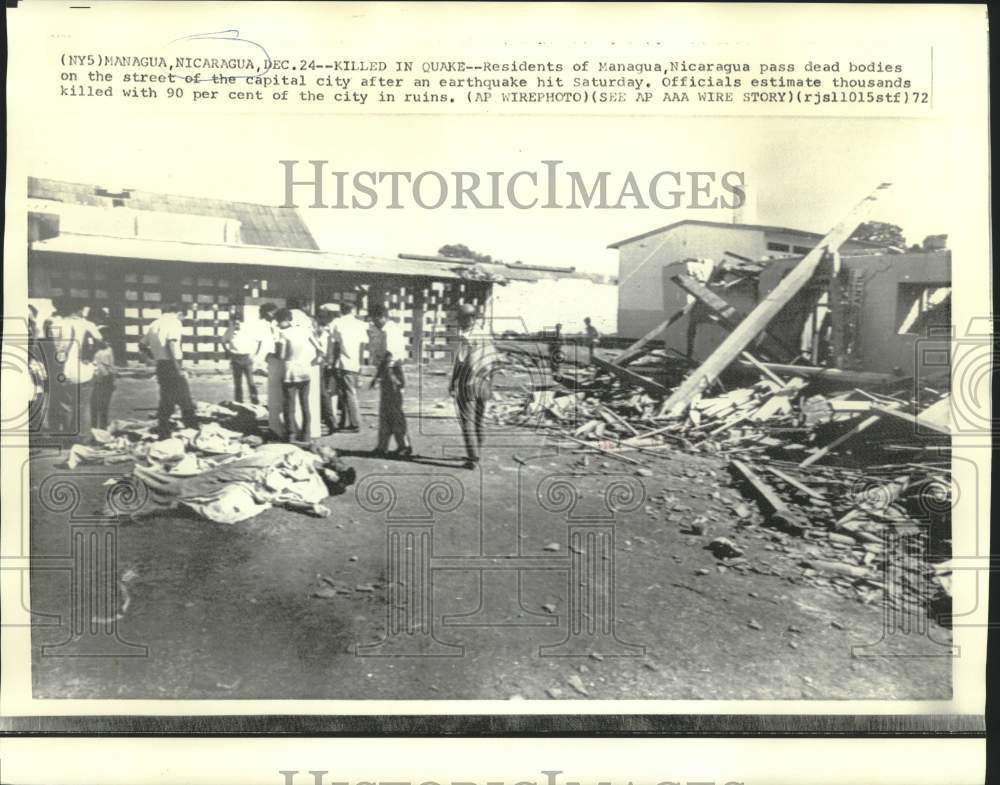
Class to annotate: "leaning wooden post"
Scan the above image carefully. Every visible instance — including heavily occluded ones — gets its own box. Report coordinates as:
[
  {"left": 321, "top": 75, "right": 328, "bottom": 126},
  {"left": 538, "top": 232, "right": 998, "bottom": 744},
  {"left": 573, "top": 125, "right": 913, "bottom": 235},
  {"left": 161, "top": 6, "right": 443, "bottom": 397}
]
[{"left": 659, "top": 183, "right": 893, "bottom": 418}]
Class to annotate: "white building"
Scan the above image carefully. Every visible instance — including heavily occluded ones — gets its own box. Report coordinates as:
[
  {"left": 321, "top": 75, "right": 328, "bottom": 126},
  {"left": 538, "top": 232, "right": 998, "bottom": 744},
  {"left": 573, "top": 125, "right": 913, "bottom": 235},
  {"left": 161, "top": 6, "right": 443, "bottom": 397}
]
[{"left": 609, "top": 219, "right": 881, "bottom": 339}]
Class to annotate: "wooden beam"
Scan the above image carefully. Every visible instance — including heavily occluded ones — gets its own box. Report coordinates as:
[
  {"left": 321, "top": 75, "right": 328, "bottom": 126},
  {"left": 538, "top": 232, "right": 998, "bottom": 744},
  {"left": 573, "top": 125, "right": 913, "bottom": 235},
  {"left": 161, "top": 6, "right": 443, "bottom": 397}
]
[
  {"left": 730, "top": 459, "right": 789, "bottom": 515},
  {"left": 766, "top": 465, "right": 826, "bottom": 501},
  {"left": 591, "top": 355, "right": 668, "bottom": 395},
  {"left": 614, "top": 302, "right": 694, "bottom": 365},
  {"left": 740, "top": 351, "right": 787, "bottom": 387},
  {"left": 734, "top": 360, "right": 898, "bottom": 387},
  {"left": 671, "top": 273, "right": 798, "bottom": 360},
  {"left": 660, "top": 183, "right": 893, "bottom": 417},
  {"left": 871, "top": 403, "right": 952, "bottom": 436},
  {"left": 798, "top": 405, "right": 902, "bottom": 468}
]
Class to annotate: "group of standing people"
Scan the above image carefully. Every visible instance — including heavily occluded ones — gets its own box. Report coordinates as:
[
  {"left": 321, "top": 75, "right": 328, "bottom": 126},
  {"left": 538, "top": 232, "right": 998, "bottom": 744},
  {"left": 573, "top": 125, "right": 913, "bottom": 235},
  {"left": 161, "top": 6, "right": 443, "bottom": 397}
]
[
  {"left": 30, "top": 295, "right": 502, "bottom": 469},
  {"left": 218, "top": 298, "right": 374, "bottom": 445},
  {"left": 32, "top": 297, "right": 120, "bottom": 444},
  {"left": 219, "top": 298, "right": 414, "bottom": 454},
  {"left": 227, "top": 298, "right": 497, "bottom": 467}
]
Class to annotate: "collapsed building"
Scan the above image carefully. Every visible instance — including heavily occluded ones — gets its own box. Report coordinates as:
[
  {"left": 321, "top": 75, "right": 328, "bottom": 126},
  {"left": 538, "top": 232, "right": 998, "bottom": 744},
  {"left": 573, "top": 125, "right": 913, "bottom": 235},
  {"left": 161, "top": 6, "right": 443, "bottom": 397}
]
[{"left": 610, "top": 217, "right": 950, "bottom": 381}]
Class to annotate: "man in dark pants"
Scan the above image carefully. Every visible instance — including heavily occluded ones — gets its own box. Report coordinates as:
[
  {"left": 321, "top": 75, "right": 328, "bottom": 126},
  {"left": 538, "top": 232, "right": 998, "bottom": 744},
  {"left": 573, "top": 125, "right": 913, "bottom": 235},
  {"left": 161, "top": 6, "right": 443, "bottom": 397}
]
[
  {"left": 140, "top": 301, "right": 198, "bottom": 438},
  {"left": 548, "top": 322, "right": 563, "bottom": 378},
  {"left": 370, "top": 304, "right": 412, "bottom": 457},
  {"left": 450, "top": 304, "right": 497, "bottom": 470}
]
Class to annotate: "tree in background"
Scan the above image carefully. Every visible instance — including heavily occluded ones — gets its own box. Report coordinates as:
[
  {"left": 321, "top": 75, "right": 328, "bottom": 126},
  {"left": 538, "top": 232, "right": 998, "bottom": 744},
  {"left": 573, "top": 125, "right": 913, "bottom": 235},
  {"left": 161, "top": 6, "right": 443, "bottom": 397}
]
[
  {"left": 850, "top": 221, "right": 906, "bottom": 248},
  {"left": 438, "top": 244, "right": 497, "bottom": 264}
]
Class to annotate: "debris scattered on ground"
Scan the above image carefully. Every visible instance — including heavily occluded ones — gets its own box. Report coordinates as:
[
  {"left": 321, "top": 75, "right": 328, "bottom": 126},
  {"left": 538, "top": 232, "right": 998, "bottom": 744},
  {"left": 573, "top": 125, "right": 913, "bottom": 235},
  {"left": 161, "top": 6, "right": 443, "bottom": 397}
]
[
  {"left": 566, "top": 674, "right": 590, "bottom": 696},
  {"left": 487, "top": 281, "right": 952, "bottom": 622}
]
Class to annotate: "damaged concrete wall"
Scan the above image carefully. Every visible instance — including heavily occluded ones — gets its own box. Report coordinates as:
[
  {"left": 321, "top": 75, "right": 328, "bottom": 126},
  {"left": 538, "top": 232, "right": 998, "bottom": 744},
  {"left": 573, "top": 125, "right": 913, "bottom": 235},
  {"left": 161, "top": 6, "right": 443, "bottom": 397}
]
[
  {"left": 657, "top": 249, "right": 952, "bottom": 377},
  {"left": 839, "top": 251, "right": 951, "bottom": 376},
  {"left": 618, "top": 222, "right": 770, "bottom": 338},
  {"left": 616, "top": 221, "right": 877, "bottom": 339}
]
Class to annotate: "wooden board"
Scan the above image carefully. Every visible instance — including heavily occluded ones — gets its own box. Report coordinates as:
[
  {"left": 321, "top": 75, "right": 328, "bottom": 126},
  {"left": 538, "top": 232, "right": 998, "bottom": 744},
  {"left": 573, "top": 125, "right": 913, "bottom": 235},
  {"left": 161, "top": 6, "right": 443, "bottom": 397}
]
[
  {"left": 592, "top": 355, "right": 668, "bottom": 395},
  {"left": 614, "top": 302, "right": 694, "bottom": 366}
]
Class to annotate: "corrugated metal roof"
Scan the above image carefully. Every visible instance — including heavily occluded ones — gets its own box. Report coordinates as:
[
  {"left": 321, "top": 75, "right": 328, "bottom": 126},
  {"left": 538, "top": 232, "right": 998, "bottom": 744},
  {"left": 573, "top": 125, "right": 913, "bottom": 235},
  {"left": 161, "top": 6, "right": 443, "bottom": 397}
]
[
  {"left": 607, "top": 219, "right": 887, "bottom": 250},
  {"left": 30, "top": 233, "right": 467, "bottom": 280},
  {"left": 28, "top": 176, "right": 319, "bottom": 250}
]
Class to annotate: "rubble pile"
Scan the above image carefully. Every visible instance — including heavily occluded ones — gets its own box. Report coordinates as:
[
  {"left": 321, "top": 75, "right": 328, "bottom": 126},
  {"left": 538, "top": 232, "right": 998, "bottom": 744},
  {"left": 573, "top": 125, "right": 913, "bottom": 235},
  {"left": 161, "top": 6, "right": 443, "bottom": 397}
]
[{"left": 490, "top": 342, "right": 953, "bottom": 618}]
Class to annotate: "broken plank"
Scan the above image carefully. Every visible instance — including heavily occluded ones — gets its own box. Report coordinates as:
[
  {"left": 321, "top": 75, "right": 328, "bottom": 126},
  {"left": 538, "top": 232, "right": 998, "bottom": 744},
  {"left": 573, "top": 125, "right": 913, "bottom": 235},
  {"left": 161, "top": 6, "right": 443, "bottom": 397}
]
[
  {"left": 872, "top": 402, "right": 952, "bottom": 436},
  {"left": 614, "top": 302, "right": 695, "bottom": 366},
  {"left": 661, "top": 183, "right": 893, "bottom": 417},
  {"left": 737, "top": 361, "right": 899, "bottom": 388},
  {"left": 740, "top": 350, "right": 787, "bottom": 387},
  {"left": 591, "top": 355, "right": 668, "bottom": 395},
  {"left": 600, "top": 405, "right": 639, "bottom": 435},
  {"left": 672, "top": 274, "right": 798, "bottom": 360},
  {"left": 766, "top": 465, "right": 827, "bottom": 501},
  {"left": 730, "top": 459, "right": 790, "bottom": 515},
  {"left": 798, "top": 410, "right": 893, "bottom": 468}
]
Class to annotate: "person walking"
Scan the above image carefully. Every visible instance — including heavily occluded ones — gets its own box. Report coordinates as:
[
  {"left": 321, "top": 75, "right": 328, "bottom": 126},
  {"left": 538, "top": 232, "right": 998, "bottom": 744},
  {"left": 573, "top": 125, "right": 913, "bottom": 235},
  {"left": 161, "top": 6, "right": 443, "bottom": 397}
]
[
  {"left": 450, "top": 303, "right": 498, "bottom": 470},
  {"left": 330, "top": 301, "right": 365, "bottom": 432},
  {"left": 139, "top": 301, "right": 198, "bottom": 439},
  {"left": 43, "top": 297, "right": 102, "bottom": 443},
  {"left": 369, "top": 304, "right": 412, "bottom": 457},
  {"left": 276, "top": 307, "right": 321, "bottom": 443}
]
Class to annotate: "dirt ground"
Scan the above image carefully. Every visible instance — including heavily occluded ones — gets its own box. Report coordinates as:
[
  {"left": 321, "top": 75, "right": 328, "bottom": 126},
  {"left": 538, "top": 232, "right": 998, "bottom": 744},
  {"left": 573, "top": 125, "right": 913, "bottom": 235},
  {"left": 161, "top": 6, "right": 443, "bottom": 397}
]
[{"left": 28, "top": 361, "right": 953, "bottom": 700}]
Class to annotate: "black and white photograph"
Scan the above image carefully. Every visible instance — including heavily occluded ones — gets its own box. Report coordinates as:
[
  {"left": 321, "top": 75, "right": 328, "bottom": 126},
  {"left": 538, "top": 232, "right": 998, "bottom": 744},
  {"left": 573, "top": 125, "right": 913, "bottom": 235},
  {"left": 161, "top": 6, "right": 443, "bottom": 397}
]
[
  {"left": 18, "top": 141, "right": 964, "bottom": 702},
  {"left": 0, "top": 2, "right": 990, "bottom": 782}
]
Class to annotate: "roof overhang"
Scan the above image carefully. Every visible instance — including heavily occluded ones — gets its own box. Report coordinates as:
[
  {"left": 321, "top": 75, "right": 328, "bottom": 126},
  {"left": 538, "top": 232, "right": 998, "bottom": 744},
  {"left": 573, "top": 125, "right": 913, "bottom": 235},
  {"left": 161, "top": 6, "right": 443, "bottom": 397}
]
[{"left": 29, "top": 233, "right": 469, "bottom": 280}]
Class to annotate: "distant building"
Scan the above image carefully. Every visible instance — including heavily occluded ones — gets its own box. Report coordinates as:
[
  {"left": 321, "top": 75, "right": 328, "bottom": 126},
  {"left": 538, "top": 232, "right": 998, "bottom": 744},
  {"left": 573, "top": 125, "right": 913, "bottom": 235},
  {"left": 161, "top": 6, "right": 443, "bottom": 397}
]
[
  {"left": 27, "top": 178, "right": 502, "bottom": 365},
  {"left": 26, "top": 177, "right": 616, "bottom": 366},
  {"left": 608, "top": 219, "right": 883, "bottom": 339}
]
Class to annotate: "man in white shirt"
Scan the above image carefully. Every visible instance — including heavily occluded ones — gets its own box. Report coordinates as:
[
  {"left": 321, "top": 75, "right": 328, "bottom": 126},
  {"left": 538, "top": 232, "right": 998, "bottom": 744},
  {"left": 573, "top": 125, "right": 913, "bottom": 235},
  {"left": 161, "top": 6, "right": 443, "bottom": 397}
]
[
  {"left": 276, "top": 307, "right": 321, "bottom": 443},
  {"left": 223, "top": 309, "right": 272, "bottom": 405},
  {"left": 369, "top": 304, "right": 412, "bottom": 456},
  {"left": 43, "top": 296, "right": 103, "bottom": 442},
  {"left": 139, "top": 301, "right": 198, "bottom": 438},
  {"left": 330, "top": 301, "right": 366, "bottom": 431},
  {"left": 450, "top": 303, "right": 498, "bottom": 469}
]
